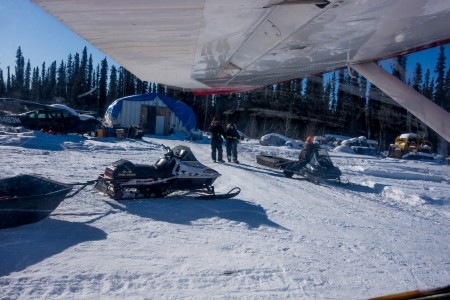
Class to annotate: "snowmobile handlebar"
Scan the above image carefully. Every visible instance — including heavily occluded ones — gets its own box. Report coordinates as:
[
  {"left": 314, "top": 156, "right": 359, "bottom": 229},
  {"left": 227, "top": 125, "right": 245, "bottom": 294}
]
[{"left": 161, "top": 144, "right": 174, "bottom": 158}]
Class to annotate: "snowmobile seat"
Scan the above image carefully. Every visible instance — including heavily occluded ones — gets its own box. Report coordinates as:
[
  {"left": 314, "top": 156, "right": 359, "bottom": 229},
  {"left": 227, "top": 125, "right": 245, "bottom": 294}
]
[
  {"left": 106, "top": 159, "right": 159, "bottom": 178},
  {"left": 155, "top": 158, "right": 176, "bottom": 177},
  {"left": 132, "top": 164, "right": 158, "bottom": 177},
  {"left": 155, "top": 158, "right": 170, "bottom": 170}
]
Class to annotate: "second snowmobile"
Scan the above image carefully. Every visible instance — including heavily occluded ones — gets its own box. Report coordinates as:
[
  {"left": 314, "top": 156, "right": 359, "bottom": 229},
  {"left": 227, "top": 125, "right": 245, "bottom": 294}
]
[
  {"left": 95, "top": 145, "right": 240, "bottom": 200},
  {"left": 256, "top": 148, "right": 342, "bottom": 182}
]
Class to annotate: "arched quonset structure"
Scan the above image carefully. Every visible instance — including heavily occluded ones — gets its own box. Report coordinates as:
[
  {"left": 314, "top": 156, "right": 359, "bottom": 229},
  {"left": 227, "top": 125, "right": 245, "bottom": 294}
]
[{"left": 103, "top": 93, "right": 196, "bottom": 135}]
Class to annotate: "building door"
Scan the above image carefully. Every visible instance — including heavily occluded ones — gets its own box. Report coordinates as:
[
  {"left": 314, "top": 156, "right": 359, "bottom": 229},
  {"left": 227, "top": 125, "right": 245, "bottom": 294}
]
[
  {"left": 140, "top": 105, "right": 156, "bottom": 134},
  {"left": 155, "top": 116, "right": 165, "bottom": 135},
  {"left": 156, "top": 107, "right": 171, "bottom": 135}
]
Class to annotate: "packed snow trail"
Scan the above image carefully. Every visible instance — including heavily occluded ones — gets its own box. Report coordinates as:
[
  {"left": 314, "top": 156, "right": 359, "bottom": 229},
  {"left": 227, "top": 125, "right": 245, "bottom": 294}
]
[{"left": 1, "top": 132, "right": 449, "bottom": 299}]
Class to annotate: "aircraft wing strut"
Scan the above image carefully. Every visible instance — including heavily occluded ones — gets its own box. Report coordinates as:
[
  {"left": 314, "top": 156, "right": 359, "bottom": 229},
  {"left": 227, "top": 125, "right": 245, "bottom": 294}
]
[{"left": 352, "top": 63, "right": 450, "bottom": 143}]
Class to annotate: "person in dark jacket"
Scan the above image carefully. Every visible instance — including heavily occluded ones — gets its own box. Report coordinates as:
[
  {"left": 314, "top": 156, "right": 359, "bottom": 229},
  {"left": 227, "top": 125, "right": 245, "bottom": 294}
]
[
  {"left": 283, "top": 135, "right": 318, "bottom": 176},
  {"left": 225, "top": 123, "right": 240, "bottom": 163},
  {"left": 208, "top": 117, "right": 226, "bottom": 163},
  {"left": 298, "top": 135, "right": 317, "bottom": 163}
]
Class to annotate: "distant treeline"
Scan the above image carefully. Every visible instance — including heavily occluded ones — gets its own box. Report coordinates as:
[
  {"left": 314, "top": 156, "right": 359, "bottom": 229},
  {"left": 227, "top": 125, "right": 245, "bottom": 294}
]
[{"left": 0, "top": 46, "right": 449, "bottom": 152}]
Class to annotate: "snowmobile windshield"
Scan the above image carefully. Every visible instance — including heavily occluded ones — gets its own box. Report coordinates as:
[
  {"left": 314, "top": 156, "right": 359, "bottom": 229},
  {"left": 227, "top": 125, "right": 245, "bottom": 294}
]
[
  {"left": 310, "top": 148, "right": 333, "bottom": 167},
  {"left": 317, "top": 148, "right": 330, "bottom": 158},
  {"left": 171, "top": 145, "right": 198, "bottom": 161}
]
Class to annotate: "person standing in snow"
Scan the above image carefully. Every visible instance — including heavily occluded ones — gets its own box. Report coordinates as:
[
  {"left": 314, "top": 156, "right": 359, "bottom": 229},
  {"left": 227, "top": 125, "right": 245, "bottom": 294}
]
[
  {"left": 225, "top": 123, "right": 240, "bottom": 163},
  {"left": 208, "top": 117, "right": 226, "bottom": 163}
]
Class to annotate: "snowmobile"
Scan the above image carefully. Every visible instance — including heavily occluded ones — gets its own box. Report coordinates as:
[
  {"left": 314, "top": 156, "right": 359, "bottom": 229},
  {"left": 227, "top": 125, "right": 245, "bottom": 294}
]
[
  {"left": 94, "top": 145, "right": 240, "bottom": 200},
  {"left": 256, "top": 148, "right": 342, "bottom": 183}
]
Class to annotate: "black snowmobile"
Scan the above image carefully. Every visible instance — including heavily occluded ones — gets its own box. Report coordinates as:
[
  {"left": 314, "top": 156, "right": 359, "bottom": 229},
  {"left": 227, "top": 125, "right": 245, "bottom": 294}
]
[
  {"left": 256, "top": 148, "right": 342, "bottom": 183},
  {"left": 95, "top": 145, "right": 240, "bottom": 200}
]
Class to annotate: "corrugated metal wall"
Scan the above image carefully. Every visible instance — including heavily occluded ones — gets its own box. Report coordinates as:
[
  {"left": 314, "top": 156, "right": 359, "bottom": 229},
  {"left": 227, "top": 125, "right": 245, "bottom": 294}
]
[
  {"left": 114, "top": 97, "right": 189, "bottom": 133},
  {"left": 117, "top": 98, "right": 166, "bottom": 127}
]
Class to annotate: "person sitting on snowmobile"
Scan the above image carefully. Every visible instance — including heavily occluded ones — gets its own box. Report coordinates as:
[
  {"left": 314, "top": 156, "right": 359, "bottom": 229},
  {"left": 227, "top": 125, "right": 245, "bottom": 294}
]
[
  {"left": 298, "top": 136, "right": 317, "bottom": 163},
  {"left": 283, "top": 136, "right": 318, "bottom": 175},
  {"left": 208, "top": 117, "right": 226, "bottom": 163},
  {"left": 225, "top": 123, "right": 240, "bottom": 163}
]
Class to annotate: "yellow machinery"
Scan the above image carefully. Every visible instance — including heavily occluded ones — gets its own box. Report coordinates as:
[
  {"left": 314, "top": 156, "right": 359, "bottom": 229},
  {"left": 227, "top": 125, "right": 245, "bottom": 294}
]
[{"left": 387, "top": 133, "right": 434, "bottom": 160}]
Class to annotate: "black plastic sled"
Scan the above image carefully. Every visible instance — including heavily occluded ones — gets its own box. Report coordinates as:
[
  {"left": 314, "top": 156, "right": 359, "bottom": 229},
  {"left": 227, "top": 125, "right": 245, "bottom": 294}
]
[
  {"left": 0, "top": 175, "right": 73, "bottom": 229},
  {"left": 256, "top": 154, "right": 292, "bottom": 169}
]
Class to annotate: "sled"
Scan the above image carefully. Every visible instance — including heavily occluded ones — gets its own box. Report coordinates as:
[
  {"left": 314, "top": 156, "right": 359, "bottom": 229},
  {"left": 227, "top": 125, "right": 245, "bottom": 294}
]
[
  {"left": 256, "top": 154, "right": 292, "bottom": 169},
  {"left": 0, "top": 175, "right": 73, "bottom": 229}
]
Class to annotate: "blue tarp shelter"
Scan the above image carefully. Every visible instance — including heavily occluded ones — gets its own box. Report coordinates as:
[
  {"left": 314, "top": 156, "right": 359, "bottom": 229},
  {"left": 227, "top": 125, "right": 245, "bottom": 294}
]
[{"left": 103, "top": 93, "right": 196, "bottom": 134}]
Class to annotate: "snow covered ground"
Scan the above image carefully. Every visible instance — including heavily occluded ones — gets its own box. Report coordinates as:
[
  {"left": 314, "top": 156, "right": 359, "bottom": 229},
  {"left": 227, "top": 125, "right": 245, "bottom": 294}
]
[{"left": 1, "top": 128, "right": 449, "bottom": 299}]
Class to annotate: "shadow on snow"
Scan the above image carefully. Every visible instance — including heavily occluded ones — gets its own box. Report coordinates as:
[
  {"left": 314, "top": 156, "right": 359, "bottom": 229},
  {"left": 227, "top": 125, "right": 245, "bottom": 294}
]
[
  {"left": 0, "top": 218, "right": 107, "bottom": 276},
  {"left": 103, "top": 196, "right": 289, "bottom": 231}
]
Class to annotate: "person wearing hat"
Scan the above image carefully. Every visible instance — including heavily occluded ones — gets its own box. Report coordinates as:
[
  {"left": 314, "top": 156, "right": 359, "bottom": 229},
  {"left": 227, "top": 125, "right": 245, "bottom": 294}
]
[
  {"left": 283, "top": 135, "right": 318, "bottom": 176},
  {"left": 208, "top": 117, "right": 226, "bottom": 163},
  {"left": 225, "top": 123, "right": 240, "bottom": 163},
  {"left": 298, "top": 136, "right": 316, "bottom": 162}
]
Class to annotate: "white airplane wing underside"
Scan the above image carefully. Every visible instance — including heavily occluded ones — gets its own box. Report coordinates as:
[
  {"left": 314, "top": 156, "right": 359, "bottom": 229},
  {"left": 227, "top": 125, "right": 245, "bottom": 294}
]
[
  {"left": 32, "top": 0, "right": 450, "bottom": 141},
  {"left": 32, "top": 0, "right": 450, "bottom": 92}
]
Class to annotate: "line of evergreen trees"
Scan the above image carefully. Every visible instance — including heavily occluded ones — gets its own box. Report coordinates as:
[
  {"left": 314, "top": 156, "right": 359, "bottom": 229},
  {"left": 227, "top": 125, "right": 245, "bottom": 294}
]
[{"left": 0, "top": 46, "right": 449, "bottom": 153}]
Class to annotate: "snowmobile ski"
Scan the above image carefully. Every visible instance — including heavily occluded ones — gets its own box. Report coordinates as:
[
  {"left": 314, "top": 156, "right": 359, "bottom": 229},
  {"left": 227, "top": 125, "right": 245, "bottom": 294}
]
[{"left": 194, "top": 187, "right": 241, "bottom": 200}]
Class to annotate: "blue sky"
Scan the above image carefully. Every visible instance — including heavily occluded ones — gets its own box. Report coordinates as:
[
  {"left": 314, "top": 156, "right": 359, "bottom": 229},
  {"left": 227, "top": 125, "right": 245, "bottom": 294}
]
[
  {"left": 0, "top": 0, "right": 448, "bottom": 82},
  {"left": 0, "top": 0, "right": 118, "bottom": 72}
]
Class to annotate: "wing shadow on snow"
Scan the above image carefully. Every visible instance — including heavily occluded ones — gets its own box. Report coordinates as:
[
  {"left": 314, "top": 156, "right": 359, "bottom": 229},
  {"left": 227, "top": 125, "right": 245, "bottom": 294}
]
[
  {"left": 330, "top": 182, "right": 387, "bottom": 194},
  {"left": 0, "top": 218, "right": 107, "bottom": 276},
  {"left": 360, "top": 169, "right": 449, "bottom": 184},
  {"left": 105, "top": 197, "right": 288, "bottom": 230}
]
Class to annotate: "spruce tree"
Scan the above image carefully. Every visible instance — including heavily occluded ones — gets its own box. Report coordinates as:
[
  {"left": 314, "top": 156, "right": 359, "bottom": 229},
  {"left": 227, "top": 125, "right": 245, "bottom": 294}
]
[
  {"left": 66, "top": 54, "right": 73, "bottom": 103},
  {"left": 70, "top": 53, "right": 83, "bottom": 105},
  {"left": 434, "top": 46, "right": 446, "bottom": 107},
  {"left": 412, "top": 62, "right": 423, "bottom": 92},
  {"left": 0, "top": 69, "right": 5, "bottom": 97},
  {"left": 80, "top": 47, "right": 88, "bottom": 95},
  {"left": 31, "top": 67, "right": 40, "bottom": 100},
  {"left": 422, "top": 69, "right": 433, "bottom": 99},
  {"left": 6, "top": 66, "right": 12, "bottom": 95},
  {"left": 14, "top": 47, "right": 25, "bottom": 97},
  {"left": 57, "top": 60, "right": 67, "bottom": 100},
  {"left": 87, "top": 54, "right": 93, "bottom": 92},
  {"left": 117, "top": 67, "right": 124, "bottom": 97},
  {"left": 44, "top": 61, "right": 57, "bottom": 100},
  {"left": 98, "top": 58, "right": 108, "bottom": 113},
  {"left": 40, "top": 62, "right": 46, "bottom": 101},
  {"left": 107, "top": 65, "right": 119, "bottom": 103},
  {"left": 24, "top": 60, "right": 31, "bottom": 99}
]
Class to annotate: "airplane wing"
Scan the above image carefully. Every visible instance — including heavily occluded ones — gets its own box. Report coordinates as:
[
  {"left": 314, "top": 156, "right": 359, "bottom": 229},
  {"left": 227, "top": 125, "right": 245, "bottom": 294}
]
[
  {"left": 31, "top": 0, "right": 450, "bottom": 141},
  {"left": 0, "top": 98, "right": 54, "bottom": 114},
  {"left": 31, "top": 0, "right": 450, "bottom": 93}
]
